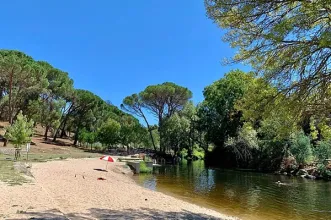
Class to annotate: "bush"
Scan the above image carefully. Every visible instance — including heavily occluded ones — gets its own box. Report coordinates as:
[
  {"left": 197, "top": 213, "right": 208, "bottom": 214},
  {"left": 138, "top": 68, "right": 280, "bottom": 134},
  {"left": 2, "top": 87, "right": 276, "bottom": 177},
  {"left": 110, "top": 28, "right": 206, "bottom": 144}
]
[
  {"left": 317, "top": 164, "right": 331, "bottom": 180},
  {"left": 192, "top": 148, "right": 205, "bottom": 160},
  {"left": 314, "top": 141, "right": 331, "bottom": 161},
  {"left": 139, "top": 161, "right": 152, "bottom": 173},
  {"left": 179, "top": 148, "right": 188, "bottom": 158},
  {"left": 289, "top": 132, "right": 313, "bottom": 165}
]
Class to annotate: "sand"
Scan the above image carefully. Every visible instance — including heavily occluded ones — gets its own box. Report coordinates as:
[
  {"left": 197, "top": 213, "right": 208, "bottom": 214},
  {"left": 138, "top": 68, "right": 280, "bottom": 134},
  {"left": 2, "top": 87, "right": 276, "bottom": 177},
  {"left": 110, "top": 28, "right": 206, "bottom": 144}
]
[{"left": 0, "top": 158, "right": 238, "bottom": 220}]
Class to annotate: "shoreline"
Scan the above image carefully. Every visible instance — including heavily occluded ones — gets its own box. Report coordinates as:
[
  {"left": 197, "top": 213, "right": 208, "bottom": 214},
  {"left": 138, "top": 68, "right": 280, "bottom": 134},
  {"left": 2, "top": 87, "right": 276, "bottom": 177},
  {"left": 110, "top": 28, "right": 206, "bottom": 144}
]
[{"left": 1, "top": 158, "right": 238, "bottom": 219}]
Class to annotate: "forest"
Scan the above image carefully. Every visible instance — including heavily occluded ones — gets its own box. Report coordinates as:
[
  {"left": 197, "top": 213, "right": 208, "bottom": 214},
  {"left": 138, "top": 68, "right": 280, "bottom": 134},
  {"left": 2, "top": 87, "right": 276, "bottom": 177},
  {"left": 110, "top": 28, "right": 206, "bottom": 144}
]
[{"left": 1, "top": 0, "right": 330, "bottom": 180}]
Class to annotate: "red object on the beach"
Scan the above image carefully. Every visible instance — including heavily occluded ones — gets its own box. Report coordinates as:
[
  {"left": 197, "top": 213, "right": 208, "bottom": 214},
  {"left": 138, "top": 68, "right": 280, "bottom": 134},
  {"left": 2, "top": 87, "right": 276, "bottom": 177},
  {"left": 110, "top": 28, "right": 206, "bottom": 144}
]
[
  {"left": 97, "top": 177, "right": 106, "bottom": 180},
  {"left": 100, "top": 156, "right": 114, "bottom": 162},
  {"left": 100, "top": 155, "right": 115, "bottom": 170}
]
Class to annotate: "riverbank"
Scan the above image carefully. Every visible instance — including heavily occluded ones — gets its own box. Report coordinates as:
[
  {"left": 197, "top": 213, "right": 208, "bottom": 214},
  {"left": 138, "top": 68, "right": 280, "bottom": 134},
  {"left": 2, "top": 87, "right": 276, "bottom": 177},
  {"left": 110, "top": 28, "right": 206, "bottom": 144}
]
[{"left": 0, "top": 158, "right": 237, "bottom": 220}]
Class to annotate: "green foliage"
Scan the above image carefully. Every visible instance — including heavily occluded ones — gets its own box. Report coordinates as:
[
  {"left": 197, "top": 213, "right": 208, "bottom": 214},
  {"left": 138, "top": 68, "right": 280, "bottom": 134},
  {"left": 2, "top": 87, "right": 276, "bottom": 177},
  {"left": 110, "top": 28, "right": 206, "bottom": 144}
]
[
  {"left": 0, "top": 50, "right": 48, "bottom": 123},
  {"left": 179, "top": 148, "right": 188, "bottom": 158},
  {"left": 139, "top": 161, "right": 152, "bottom": 173},
  {"left": 317, "top": 164, "right": 331, "bottom": 181},
  {"left": 314, "top": 141, "right": 331, "bottom": 162},
  {"left": 97, "top": 118, "right": 121, "bottom": 147},
  {"left": 192, "top": 147, "right": 205, "bottom": 160},
  {"left": 198, "top": 70, "right": 253, "bottom": 147},
  {"left": 78, "top": 128, "right": 97, "bottom": 147},
  {"left": 123, "top": 82, "right": 192, "bottom": 152},
  {"left": 5, "top": 111, "right": 34, "bottom": 148},
  {"left": 225, "top": 123, "right": 258, "bottom": 164},
  {"left": 290, "top": 132, "right": 313, "bottom": 165},
  {"left": 119, "top": 115, "right": 139, "bottom": 147},
  {"left": 205, "top": 0, "right": 331, "bottom": 106}
]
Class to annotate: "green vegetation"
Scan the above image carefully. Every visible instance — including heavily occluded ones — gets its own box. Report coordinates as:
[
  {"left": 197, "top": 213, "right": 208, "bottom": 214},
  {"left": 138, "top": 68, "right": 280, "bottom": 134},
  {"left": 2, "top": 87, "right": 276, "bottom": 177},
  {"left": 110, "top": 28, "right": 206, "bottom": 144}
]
[
  {"left": 0, "top": 161, "right": 29, "bottom": 185},
  {"left": 139, "top": 161, "right": 152, "bottom": 173},
  {"left": 0, "top": 0, "right": 330, "bottom": 181},
  {"left": 4, "top": 111, "right": 34, "bottom": 160}
]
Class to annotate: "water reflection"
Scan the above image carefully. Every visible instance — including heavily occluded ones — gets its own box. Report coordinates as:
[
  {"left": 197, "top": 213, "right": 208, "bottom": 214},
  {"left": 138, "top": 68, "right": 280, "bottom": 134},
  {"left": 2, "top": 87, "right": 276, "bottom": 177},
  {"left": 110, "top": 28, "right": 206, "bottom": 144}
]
[{"left": 133, "top": 160, "right": 331, "bottom": 220}]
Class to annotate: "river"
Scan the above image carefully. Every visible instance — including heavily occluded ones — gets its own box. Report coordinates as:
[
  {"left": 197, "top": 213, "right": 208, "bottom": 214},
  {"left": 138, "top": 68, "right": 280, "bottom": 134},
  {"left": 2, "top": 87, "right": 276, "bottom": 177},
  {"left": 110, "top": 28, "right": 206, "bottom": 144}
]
[{"left": 133, "top": 160, "right": 331, "bottom": 220}]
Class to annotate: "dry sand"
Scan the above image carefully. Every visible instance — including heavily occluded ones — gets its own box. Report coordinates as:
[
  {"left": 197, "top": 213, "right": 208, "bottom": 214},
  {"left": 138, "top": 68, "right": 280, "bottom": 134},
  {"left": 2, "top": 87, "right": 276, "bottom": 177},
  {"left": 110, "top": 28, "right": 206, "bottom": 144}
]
[{"left": 1, "top": 158, "right": 238, "bottom": 220}]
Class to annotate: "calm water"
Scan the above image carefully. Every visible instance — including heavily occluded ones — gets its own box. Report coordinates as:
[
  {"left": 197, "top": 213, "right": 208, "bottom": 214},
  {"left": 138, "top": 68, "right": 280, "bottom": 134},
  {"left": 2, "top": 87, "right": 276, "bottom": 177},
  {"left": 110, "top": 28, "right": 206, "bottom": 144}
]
[{"left": 133, "top": 160, "right": 331, "bottom": 220}]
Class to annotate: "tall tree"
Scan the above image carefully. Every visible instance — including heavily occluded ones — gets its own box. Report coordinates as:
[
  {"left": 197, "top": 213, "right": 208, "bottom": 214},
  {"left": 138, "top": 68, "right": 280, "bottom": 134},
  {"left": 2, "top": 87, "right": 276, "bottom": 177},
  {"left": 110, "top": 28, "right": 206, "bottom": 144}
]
[
  {"left": 97, "top": 118, "right": 121, "bottom": 149},
  {"left": 69, "top": 90, "right": 104, "bottom": 145},
  {"left": 198, "top": 70, "right": 254, "bottom": 148},
  {"left": 205, "top": 0, "right": 331, "bottom": 106},
  {"left": 121, "top": 94, "right": 157, "bottom": 151},
  {"left": 140, "top": 82, "right": 192, "bottom": 152},
  {"left": 0, "top": 50, "right": 48, "bottom": 123},
  {"left": 28, "top": 61, "right": 74, "bottom": 140}
]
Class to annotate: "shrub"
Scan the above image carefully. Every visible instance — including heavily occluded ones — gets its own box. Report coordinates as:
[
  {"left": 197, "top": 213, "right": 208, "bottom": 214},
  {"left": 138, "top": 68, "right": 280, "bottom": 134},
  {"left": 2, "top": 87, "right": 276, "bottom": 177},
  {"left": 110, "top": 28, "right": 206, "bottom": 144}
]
[
  {"left": 317, "top": 164, "right": 331, "bottom": 180},
  {"left": 139, "top": 161, "right": 152, "bottom": 173},
  {"left": 314, "top": 141, "right": 331, "bottom": 161},
  {"left": 289, "top": 131, "right": 313, "bottom": 165},
  {"left": 192, "top": 148, "right": 205, "bottom": 160},
  {"left": 179, "top": 148, "right": 188, "bottom": 158},
  {"left": 5, "top": 111, "right": 34, "bottom": 160}
]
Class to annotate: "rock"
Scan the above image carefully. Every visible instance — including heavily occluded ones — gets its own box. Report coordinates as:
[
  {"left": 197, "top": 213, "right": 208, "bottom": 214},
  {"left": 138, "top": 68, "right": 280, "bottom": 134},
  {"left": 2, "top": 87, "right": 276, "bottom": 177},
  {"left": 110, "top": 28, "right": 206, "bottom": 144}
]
[
  {"left": 297, "top": 169, "right": 308, "bottom": 176},
  {"left": 300, "top": 175, "right": 306, "bottom": 178},
  {"left": 304, "top": 174, "right": 316, "bottom": 180},
  {"left": 274, "top": 171, "right": 281, "bottom": 175},
  {"left": 282, "top": 172, "right": 287, "bottom": 175}
]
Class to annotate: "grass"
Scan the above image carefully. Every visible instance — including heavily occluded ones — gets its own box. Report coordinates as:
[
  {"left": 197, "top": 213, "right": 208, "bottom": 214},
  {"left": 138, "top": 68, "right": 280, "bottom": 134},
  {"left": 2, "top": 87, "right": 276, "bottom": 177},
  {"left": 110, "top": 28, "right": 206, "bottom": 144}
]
[{"left": 0, "top": 160, "right": 29, "bottom": 186}]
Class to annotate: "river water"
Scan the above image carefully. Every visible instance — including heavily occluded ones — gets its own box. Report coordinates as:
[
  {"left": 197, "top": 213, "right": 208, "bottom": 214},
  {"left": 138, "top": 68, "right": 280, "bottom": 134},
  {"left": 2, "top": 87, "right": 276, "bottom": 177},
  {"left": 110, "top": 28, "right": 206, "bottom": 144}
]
[{"left": 133, "top": 160, "right": 331, "bottom": 220}]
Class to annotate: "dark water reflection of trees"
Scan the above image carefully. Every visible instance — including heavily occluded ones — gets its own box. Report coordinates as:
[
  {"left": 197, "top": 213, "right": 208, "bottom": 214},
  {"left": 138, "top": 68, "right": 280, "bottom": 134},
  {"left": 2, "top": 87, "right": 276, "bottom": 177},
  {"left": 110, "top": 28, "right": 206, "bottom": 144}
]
[{"left": 134, "top": 160, "right": 331, "bottom": 220}]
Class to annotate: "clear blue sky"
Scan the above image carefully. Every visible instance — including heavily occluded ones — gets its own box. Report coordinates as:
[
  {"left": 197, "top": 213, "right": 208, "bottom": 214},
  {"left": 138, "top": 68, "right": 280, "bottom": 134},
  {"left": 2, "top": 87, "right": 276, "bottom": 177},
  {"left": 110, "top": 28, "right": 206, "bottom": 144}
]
[{"left": 1, "top": 0, "right": 249, "bottom": 121}]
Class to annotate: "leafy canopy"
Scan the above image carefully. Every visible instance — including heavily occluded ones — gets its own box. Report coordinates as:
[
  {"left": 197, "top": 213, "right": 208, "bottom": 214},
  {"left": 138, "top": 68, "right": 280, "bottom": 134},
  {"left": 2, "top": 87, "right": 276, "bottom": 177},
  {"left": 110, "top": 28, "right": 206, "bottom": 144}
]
[{"left": 205, "top": 0, "right": 331, "bottom": 104}]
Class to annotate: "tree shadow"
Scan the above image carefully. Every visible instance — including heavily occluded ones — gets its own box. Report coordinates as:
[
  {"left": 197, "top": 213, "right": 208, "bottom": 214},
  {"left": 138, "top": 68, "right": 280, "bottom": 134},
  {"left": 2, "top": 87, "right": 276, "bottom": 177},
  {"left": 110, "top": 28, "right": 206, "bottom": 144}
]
[
  {"left": 12, "top": 207, "right": 226, "bottom": 220},
  {"left": 40, "top": 139, "right": 72, "bottom": 147}
]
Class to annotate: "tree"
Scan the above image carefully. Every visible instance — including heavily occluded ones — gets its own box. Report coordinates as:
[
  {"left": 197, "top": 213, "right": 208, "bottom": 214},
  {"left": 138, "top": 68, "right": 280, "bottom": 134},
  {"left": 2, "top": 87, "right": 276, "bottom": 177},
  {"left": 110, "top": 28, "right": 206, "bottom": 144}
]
[
  {"left": 68, "top": 90, "right": 104, "bottom": 145},
  {"left": 290, "top": 131, "right": 313, "bottom": 165},
  {"left": 5, "top": 111, "right": 34, "bottom": 160},
  {"left": 140, "top": 82, "right": 192, "bottom": 152},
  {"left": 78, "top": 128, "right": 97, "bottom": 151},
  {"left": 205, "top": 0, "right": 331, "bottom": 106},
  {"left": 119, "top": 115, "right": 140, "bottom": 152},
  {"left": 121, "top": 94, "right": 157, "bottom": 151},
  {"left": 198, "top": 70, "right": 254, "bottom": 148},
  {"left": 27, "top": 99, "right": 64, "bottom": 140},
  {"left": 97, "top": 118, "right": 121, "bottom": 149},
  {"left": 35, "top": 61, "right": 74, "bottom": 140},
  {"left": 0, "top": 50, "right": 48, "bottom": 124}
]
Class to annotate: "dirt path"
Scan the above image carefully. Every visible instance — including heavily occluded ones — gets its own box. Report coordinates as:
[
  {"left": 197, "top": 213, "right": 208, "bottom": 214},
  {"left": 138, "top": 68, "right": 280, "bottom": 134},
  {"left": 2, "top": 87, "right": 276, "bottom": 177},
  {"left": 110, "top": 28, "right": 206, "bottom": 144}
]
[{"left": 1, "top": 158, "right": 237, "bottom": 220}]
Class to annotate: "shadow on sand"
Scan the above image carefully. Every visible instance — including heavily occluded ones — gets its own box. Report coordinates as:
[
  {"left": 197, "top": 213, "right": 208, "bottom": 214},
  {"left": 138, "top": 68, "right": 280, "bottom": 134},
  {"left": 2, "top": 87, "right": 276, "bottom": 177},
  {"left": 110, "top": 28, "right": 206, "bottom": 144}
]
[
  {"left": 10, "top": 207, "right": 224, "bottom": 220},
  {"left": 93, "top": 168, "right": 108, "bottom": 172}
]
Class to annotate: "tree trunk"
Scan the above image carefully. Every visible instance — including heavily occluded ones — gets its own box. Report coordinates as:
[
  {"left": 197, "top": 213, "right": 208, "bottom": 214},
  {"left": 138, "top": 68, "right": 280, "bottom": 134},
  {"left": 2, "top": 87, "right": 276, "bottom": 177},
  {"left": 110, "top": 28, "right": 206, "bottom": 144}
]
[
  {"left": 8, "top": 69, "right": 13, "bottom": 124},
  {"left": 73, "top": 127, "right": 79, "bottom": 146},
  {"left": 53, "top": 104, "right": 73, "bottom": 142},
  {"left": 141, "top": 113, "right": 157, "bottom": 151},
  {"left": 44, "top": 126, "right": 49, "bottom": 140},
  {"left": 14, "top": 148, "right": 21, "bottom": 161},
  {"left": 60, "top": 123, "right": 67, "bottom": 138}
]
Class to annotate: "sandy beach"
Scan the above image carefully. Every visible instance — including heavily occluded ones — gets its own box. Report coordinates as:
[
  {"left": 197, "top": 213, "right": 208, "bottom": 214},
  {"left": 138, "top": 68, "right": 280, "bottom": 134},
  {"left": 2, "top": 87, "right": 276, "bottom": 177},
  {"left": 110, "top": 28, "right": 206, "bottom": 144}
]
[{"left": 1, "top": 158, "right": 237, "bottom": 220}]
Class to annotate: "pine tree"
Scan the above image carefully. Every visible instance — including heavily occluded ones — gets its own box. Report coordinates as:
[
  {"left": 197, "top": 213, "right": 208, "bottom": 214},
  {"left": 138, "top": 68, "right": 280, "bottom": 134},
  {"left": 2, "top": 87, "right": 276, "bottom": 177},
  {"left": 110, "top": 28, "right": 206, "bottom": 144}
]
[{"left": 5, "top": 111, "right": 34, "bottom": 160}]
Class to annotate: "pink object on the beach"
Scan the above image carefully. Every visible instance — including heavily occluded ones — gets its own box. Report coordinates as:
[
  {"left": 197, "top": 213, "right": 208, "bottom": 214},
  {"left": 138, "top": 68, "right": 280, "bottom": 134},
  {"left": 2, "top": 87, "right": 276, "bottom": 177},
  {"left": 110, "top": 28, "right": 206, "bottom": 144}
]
[{"left": 100, "top": 156, "right": 114, "bottom": 162}]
